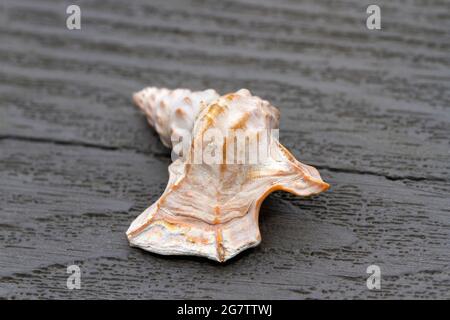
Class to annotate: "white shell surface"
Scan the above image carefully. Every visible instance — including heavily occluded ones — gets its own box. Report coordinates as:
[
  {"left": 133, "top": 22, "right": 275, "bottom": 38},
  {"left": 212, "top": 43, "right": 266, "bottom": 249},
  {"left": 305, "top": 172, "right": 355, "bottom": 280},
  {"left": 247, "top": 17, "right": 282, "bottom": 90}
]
[
  {"left": 127, "top": 88, "right": 329, "bottom": 262},
  {"left": 133, "top": 87, "right": 219, "bottom": 149}
]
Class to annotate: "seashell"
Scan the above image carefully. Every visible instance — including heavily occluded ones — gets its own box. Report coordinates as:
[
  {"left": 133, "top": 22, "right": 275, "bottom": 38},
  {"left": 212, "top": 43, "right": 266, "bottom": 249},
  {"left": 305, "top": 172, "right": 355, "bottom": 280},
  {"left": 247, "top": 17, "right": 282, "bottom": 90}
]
[{"left": 127, "top": 88, "right": 329, "bottom": 262}]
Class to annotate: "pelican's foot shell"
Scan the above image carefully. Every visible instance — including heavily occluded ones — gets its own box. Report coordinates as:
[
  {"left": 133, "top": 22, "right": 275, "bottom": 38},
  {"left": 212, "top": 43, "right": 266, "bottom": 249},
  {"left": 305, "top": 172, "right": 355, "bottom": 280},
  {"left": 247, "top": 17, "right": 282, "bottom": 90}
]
[{"left": 127, "top": 88, "right": 329, "bottom": 262}]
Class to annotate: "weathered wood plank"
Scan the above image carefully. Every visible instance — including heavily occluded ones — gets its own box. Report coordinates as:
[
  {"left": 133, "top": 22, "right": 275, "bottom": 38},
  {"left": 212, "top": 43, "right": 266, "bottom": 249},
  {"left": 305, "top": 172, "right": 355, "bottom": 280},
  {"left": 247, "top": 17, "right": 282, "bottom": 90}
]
[
  {"left": 1, "top": 0, "right": 449, "bottom": 180},
  {"left": 0, "top": 140, "right": 448, "bottom": 299},
  {"left": 0, "top": 0, "right": 449, "bottom": 299}
]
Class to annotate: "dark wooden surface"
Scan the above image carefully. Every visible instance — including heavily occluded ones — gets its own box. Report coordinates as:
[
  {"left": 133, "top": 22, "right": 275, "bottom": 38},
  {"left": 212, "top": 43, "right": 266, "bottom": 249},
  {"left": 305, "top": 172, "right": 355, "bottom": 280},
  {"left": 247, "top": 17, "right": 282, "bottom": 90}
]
[{"left": 0, "top": 0, "right": 449, "bottom": 299}]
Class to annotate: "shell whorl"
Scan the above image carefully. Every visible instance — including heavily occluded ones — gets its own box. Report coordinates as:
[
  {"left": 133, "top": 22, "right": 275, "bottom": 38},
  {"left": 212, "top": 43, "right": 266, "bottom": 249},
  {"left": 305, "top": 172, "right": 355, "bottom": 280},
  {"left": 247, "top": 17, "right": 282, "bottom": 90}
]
[{"left": 133, "top": 87, "right": 220, "bottom": 148}]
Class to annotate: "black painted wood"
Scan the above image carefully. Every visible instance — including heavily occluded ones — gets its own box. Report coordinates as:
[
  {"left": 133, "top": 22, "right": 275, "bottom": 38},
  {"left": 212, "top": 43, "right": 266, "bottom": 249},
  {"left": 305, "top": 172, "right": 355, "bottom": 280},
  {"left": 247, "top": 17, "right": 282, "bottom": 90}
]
[{"left": 0, "top": 0, "right": 449, "bottom": 299}]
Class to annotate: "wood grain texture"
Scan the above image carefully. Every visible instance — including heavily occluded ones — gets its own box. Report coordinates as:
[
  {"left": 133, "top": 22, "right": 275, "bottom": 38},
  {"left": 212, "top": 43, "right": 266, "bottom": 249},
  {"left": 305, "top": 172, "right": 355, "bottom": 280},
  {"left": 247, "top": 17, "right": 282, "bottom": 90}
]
[{"left": 0, "top": 0, "right": 449, "bottom": 299}]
